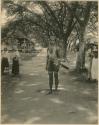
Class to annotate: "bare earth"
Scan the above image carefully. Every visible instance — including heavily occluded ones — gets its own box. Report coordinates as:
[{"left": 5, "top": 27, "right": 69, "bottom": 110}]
[{"left": 1, "top": 48, "right": 98, "bottom": 124}]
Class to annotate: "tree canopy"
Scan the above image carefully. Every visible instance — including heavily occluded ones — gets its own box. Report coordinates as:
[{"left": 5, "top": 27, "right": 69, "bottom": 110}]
[{"left": 1, "top": 1, "right": 98, "bottom": 53}]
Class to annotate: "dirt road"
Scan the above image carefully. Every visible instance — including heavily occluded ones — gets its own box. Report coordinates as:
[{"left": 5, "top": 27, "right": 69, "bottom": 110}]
[{"left": 1, "top": 48, "right": 98, "bottom": 124}]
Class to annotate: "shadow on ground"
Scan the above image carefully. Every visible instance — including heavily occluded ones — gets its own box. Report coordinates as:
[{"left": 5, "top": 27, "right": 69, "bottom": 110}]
[
  {"left": 1, "top": 71, "right": 98, "bottom": 124},
  {"left": 1, "top": 49, "right": 98, "bottom": 124}
]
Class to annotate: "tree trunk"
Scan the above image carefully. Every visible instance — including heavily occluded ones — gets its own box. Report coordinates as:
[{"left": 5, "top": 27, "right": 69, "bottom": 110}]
[
  {"left": 75, "top": 2, "right": 92, "bottom": 72},
  {"left": 62, "top": 35, "right": 68, "bottom": 61},
  {"left": 76, "top": 27, "right": 86, "bottom": 71},
  {"left": 63, "top": 41, "right": 67, "bottom": 60}
]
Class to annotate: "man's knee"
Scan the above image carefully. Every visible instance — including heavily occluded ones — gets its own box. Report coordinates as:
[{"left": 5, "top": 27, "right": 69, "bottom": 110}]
[{"left": 48, "top": 71, "right": 53, "bottom": 80}]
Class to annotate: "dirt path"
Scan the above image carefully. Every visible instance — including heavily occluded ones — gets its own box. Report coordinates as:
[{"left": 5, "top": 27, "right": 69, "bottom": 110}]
[{"left": 1, "top": 48, "right": 98, "bottom": 124}]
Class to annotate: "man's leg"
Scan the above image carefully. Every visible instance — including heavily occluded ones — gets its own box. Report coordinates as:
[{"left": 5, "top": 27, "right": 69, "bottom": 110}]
[
  {"left": 54, "top": 71, "right": 59, "bottom": 91},
  {"left": 48, "top": 71, "right": 53, "bottom": 93}
]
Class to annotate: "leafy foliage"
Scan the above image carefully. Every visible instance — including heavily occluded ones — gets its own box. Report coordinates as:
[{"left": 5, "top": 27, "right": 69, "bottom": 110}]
[{"left": 1, "top": 0, "right": 98, "bottom": 51}]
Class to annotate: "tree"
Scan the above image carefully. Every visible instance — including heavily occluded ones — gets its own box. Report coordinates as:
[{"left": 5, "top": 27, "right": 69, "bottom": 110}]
[
  {"left": 2, "top": 1, "right": 78, "bottom": 59},
  {"left": 2, "top": 0, "right": 98, "bottom": 67},
  {"left": 74, "top": 2, "right": 92, "bottom": 71},
  {"left": 76, "top": 2, "right": 98, "bottom": 71},
  {"left": 66, "top": 2, "right": 95, "bottom": 71},
  {"left": 38, "top": 1, "right": 78, "bottom": 58}
]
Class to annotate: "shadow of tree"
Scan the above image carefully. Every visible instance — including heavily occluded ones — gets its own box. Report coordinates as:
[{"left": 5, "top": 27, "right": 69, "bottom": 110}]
[{"left": 1, "top": 65, "right": 98, "bottom": 124}]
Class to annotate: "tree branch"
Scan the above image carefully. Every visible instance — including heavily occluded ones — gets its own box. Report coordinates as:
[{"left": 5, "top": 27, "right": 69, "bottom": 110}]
[
  {"left": 39, "top": 1, "right": 62, "bottom": 32},
  {"left": 64, "top": 2, "right": 83, "bottom": 26},
  {"left": 83, "top": 2, "right": 92, "bottom": 26}
]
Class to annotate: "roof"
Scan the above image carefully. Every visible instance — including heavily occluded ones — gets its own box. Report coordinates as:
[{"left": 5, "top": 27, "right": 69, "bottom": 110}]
[{"left": 14, "top": 31, "right": 27, "bottom": 39}]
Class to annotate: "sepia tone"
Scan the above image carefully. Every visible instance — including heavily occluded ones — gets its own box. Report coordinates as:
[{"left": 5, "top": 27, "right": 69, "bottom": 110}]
[{"left": 1, "top": 0, "right": 98, "bottom": 124}]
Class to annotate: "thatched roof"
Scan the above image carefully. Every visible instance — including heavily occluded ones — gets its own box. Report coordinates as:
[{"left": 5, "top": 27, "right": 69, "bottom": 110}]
[{"left": 13, "top": 31, "right": 28, "bottom": 40}]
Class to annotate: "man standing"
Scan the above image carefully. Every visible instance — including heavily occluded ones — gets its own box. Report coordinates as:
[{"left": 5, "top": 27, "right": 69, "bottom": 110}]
[{"left": 46, "top": 36, "right": 61, "bottom": 94}]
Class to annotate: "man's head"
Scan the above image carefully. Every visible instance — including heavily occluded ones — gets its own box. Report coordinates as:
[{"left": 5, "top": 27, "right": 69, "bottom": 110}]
[{"left": 49, "top": 35, "right": 56, "bottom": 45}]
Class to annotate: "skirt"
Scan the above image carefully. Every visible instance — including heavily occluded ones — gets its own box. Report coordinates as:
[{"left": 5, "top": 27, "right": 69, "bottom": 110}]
[
  {"left": 91, "top": 58, "right": 98, "bottom": 80},
  {"left": 48, "top": 60, "right": 59, "bottom": 72},
  {"left": 1, "top": 57, "right": 9, "bottom": 67},
  {"left": 12, "top": 59, "right": 19, "bottom": 74}
]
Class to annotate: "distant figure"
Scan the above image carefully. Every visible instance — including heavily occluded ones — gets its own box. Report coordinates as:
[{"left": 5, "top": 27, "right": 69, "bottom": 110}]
[
  {"left": 46, "top": 36, "right": 61, "bottom": 94},
  {"left": 1, "top": 48, "right": 9, "bottom": 74},
  {"left": 87, "top": 44, "right": 98, "bottom": 81},
  {"left": 12, "top": 50, "right": 20, "bottom": 75},
  {"left": 91, "top": 45, "right": 98, "bottom": 81}
]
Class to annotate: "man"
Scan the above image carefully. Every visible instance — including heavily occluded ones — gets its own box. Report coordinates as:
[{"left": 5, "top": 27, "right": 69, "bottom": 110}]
[{"left": 46, "top": 36, "right": 61, "bottom": 94}]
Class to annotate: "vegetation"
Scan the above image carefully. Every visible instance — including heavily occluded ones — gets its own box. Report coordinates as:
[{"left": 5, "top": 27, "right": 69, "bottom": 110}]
[{"left": 1, "top": 0, "right": 98, "bottom": 71}]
